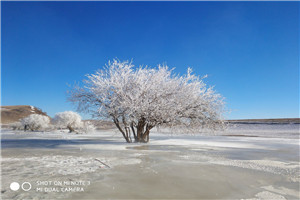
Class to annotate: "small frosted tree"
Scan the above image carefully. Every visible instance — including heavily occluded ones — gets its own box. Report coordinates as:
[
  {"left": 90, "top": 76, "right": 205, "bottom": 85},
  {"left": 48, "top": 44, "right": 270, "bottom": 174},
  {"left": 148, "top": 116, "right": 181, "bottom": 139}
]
[
  {"left": 52, "top": 111, "right": 82, "bottom": 133},
  {"left": 69, "top": 59, "right": 225, "bottom": 143},
  {"left": 80, "top": 121, "right": 96, "bottom": 133},
  {"left": 20, "top": 114, "right": 50, "bottom": 131}
]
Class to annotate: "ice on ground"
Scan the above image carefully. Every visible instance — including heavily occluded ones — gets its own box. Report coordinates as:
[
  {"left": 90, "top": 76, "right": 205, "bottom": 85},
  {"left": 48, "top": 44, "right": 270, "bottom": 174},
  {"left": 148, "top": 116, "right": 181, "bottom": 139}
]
[
  {"left": 219, "top": 123, "right": 300, "bottom": 139},
  {"left": 1, "top": 123, "right": 299, "bottom": 200},
  {"left": 176, "top": 152, "right": 299, "bottom": 182}
]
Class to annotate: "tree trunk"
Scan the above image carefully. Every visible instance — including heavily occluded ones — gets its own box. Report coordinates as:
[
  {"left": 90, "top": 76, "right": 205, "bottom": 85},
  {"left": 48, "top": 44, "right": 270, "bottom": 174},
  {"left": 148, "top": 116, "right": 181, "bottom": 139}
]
[
  {"left": 131, "top": 122, "right": 138, "bottom": 141},
  {"left": 113, "top": 117, "right": 154, "bottom": 143},
  {"left": 113, "top": 118, "right": 131, "bottom": 143},
  {"left": 136, "top": 118, "right": 146, "bottom": 142},
  {"left": 67, "top": 125, "right": 75, "bottom": 133},
  {"left": 135, "top": 121, "right": 153, "bottom": 143},
  {"left": 141, "top": 124, "right": 152, "bottom": 143},
  {"left": 142, "top": 129, "right": 150, "bottom": 142}
]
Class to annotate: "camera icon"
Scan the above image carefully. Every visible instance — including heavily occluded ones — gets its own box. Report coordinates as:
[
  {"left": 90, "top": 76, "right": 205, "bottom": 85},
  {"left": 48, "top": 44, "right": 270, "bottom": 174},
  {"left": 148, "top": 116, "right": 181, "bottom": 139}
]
[
  {"left": 9, "top": 182, "right": 20, "bottom": 191},
  {"left": 10, "top": 182, "right": 32, "bottom": 191}
]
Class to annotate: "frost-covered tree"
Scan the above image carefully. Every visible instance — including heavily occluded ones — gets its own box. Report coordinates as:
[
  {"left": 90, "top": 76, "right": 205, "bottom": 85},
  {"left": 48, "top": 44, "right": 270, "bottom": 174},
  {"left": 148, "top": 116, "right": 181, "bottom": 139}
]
[
  {"left": 10, "top": 122, "right": 23, "bottom": 130},
  {"left": 80, "top": 121, "right": 96, "bottom": 133},
  {"left": 20, "top": 114, "right": 50, "bottom": 131},
  {"left": 52, "top": 111, "right": 82, "bottom": 133},
  {"left": 69, "top": 59, "right": 225, "bottom": 143}
]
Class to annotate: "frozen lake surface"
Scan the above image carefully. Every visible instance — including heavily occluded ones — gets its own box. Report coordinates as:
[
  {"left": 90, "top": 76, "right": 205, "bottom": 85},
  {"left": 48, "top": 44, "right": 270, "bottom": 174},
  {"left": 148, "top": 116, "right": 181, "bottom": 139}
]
[{"left": 1, "top": 123, "right": 299, "bottom": 199}]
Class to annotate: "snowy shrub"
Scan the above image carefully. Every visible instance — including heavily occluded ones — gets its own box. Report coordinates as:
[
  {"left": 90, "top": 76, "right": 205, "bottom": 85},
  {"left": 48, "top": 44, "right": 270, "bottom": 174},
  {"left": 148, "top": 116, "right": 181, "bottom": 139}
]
[
  {"left": 20, "top": 114, "right": 50, "bottom": 131},
  {"left": 52, "top": 111, "right": 82, "bottom": 133},
  {"left": 69, "top": 59, "right": 225, "bottom": 143},
  {"left": 79, "top": 121, "right": 96, "bottom": 133},
  {"left": 10, "top": 122, "right": 23, "bottom": 130},
  {"left": 43, "top": 124, "right": 56, "bottom": 131}
]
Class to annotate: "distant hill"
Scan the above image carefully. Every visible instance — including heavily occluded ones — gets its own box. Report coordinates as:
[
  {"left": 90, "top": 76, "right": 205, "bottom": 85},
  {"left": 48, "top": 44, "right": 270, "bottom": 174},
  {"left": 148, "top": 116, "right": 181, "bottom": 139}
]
[
  {"left": 227, "top": 118, "right": 300, "bottom": 124},
  {"left": 1, "top": 105, "right": 50, "bottom": 124}
]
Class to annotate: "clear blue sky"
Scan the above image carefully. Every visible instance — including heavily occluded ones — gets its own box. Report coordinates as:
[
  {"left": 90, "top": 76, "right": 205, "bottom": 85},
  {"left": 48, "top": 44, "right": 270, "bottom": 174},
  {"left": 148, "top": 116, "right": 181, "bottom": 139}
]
[{"left": 2, "top": 1, "right": 299, "bottom": 119}]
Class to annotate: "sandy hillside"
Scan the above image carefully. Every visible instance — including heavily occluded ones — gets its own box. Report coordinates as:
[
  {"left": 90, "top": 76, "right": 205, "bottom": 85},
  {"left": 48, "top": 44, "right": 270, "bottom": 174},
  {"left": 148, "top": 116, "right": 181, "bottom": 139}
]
[{"left": 0, "top": 105, "right": 50, "bottom": 124}]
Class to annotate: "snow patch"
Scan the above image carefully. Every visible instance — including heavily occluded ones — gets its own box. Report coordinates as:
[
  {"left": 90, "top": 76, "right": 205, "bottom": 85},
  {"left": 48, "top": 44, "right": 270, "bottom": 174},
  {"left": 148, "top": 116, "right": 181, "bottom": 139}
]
[
  {"left": 242, "top": 191, "right": 287, "bottom": 200},
  {"left": 152, "top": 138, "right": 271, "bottom": 150},
  {"left": 261, "top": 185, "right": 300, "bottom": 197},
  {"left": 2, "top": 155, "right": 141, "bottom": 175},
  {"left": 30, "top": 105, "right": 35, "bottom": 112},
  {"left": 211, "top": 159, "right": 300, "bottom": 181},
  {"left": 59, "top": 144, "right": 128, "bottom": 151},
  {"left": 2, "top": 156, "right": 104, "bottom": 175},
  {"left": 177, "top": 154, "right": 300, "bottom": 182}
]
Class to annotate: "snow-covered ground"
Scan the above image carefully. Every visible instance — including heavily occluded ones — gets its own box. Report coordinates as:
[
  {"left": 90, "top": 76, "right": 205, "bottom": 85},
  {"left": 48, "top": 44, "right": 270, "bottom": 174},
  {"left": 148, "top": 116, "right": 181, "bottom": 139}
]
[{"left": 1, "top": 123, "right": 299, "bottom": 199}]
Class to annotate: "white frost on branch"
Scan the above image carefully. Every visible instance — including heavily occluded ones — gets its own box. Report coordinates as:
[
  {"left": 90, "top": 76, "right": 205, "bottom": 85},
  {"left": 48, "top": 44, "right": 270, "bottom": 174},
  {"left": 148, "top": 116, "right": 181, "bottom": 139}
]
[{"left": 69, "top": 59, "right": 225, "bottom": 142}]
